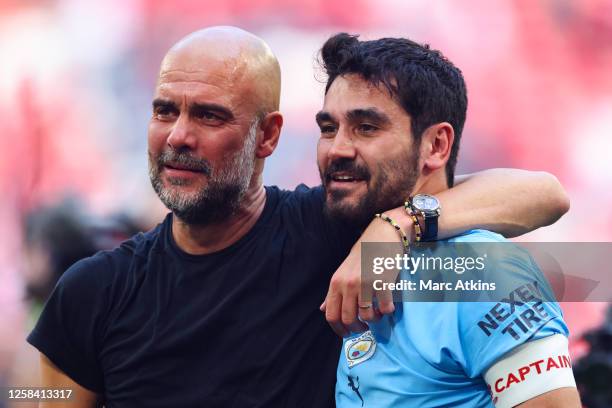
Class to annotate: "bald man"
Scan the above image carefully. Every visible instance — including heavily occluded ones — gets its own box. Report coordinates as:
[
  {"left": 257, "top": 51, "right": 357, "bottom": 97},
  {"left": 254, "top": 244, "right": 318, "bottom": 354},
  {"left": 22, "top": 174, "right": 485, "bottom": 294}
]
[{"left": 27, "top": 27, "right": 569, "bottom": 407}]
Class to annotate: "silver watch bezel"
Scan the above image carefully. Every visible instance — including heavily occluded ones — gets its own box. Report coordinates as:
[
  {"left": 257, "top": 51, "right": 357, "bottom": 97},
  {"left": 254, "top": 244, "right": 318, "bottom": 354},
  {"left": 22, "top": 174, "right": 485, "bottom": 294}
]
[{"left": 412, "top": 194, "right": 441, "bottom": 216}]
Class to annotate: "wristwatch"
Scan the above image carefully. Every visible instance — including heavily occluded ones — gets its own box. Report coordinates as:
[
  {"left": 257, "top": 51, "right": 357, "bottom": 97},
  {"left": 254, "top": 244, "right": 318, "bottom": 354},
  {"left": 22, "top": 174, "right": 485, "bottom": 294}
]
[{"left": 410, "top": 194, "right": 441, "bottom": 241}]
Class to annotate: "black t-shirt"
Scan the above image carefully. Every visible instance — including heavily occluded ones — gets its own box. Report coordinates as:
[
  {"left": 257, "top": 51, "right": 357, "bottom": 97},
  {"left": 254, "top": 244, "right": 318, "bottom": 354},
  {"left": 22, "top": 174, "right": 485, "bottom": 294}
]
[{"left": 28, "top": 185, "right": 358, "bottom": 407}]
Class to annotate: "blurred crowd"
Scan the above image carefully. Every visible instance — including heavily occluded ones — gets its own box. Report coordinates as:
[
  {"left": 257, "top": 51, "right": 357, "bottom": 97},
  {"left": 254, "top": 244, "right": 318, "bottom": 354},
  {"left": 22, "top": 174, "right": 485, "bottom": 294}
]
[
  {"left": 0, "top": 0, "right": 611, "bottom": 406},
  {"left": 4, "top": 199, "right": 144, "bottom": 408}
]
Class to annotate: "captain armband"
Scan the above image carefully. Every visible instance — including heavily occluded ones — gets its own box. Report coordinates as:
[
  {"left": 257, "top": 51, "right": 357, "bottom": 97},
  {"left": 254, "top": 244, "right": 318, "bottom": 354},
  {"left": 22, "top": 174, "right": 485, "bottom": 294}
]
[{"left": 484, "top": 334, "right": 576, "bottom": 408}]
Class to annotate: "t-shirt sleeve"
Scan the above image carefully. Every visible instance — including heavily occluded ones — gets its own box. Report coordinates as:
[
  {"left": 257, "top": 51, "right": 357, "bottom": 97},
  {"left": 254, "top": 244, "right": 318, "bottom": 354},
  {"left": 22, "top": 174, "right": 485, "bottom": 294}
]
[
  {"left": 453, "top": 241, "right": 569, "bottom": 379},
  {"left": 27, "top": 252, "right": 113, "bottom": 393}
]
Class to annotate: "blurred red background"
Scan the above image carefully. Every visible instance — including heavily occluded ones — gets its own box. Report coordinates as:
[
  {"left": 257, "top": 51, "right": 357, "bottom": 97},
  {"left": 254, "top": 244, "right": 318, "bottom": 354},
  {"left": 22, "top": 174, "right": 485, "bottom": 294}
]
[{"left": 1, "top": 0, "right": 611, "bottom": 394}]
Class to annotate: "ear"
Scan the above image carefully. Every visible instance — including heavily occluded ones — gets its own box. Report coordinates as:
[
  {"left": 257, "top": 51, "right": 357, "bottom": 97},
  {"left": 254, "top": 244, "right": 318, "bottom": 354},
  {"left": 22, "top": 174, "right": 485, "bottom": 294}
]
[
  {"left": 420, "top": 122, "right": 454, "bottom": 171},
  {"left": 256, "top": 111, "right": 283, "bottom": 159}
]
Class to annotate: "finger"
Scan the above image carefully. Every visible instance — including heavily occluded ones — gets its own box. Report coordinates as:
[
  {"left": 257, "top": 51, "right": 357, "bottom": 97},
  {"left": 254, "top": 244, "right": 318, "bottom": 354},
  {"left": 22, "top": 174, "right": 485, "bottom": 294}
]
[
  {"left": 357, "top": 291, "right": 377, "bottom": 322},
  {"left": 328, "top": 314, "right": 349, "bottom": 337},
  {"left": 342, "top": 274, "right": 370, "bottom": 333},
  {"left": 358, "top": 305, "right": 376, "bottom": 323},
  {"left": 376, "top": 287, "right": 395, "bottom": 315},
  {"left": 341, "top": 289, "right": 363, "bottom": 334},
  {"left": 319, "top": 300, "right": 326, "bottom": 312},
  {"left": 359, "top": 304, "right": 376, "bottom": 322},
  {"left": 325, "top": 282, "right": 348, "bottom": 337}
]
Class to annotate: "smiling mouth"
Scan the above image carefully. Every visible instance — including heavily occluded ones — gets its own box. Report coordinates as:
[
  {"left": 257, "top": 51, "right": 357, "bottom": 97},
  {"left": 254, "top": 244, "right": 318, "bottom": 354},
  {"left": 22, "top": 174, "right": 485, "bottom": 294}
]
[{"left": 327, "top": 173, "right": 367, "bottom": 186}]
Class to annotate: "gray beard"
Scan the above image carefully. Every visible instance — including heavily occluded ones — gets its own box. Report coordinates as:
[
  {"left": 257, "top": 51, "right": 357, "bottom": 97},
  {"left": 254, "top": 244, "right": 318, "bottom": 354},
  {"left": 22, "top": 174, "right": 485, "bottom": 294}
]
[{"left": 148, "top": 119, "right": 259, "bottom": 226}]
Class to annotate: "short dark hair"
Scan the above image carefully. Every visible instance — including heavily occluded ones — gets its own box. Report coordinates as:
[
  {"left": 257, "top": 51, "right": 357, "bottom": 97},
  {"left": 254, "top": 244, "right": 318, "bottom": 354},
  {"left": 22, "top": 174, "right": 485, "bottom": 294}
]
[{"left": 319, "top": 33, "right": 467, "bottom": 186}]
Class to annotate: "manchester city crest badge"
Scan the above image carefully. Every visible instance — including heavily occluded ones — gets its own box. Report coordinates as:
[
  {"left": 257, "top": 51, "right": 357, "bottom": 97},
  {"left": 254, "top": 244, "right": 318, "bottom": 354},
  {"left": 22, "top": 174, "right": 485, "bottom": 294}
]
[{"left": 344, "top": 330, "right": 377, "bottom": 368}]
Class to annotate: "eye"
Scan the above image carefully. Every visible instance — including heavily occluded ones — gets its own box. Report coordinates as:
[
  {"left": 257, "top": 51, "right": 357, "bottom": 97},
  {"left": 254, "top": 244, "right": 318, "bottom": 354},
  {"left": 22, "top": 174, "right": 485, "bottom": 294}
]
[
  {"left": 153, "top": 106, "right": 177, "bottom": 121},
  {"left": 319, "top": 124, "right": 337, "bottom": 137},
  {"left": 200, "top": 111, "right": 219, "bottom": 121},
  {"left": 193, "top": 109, "right": 225, "bottom": 126},
  {"left": 357, "top": 123, "right": 378, "bottom": 134}
]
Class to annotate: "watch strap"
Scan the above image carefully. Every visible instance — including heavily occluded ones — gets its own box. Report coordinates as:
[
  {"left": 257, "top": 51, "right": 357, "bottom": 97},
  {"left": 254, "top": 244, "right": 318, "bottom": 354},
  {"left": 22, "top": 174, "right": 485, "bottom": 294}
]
[{"left": 422, "top": 212, "right": 438, "bottom": 241}]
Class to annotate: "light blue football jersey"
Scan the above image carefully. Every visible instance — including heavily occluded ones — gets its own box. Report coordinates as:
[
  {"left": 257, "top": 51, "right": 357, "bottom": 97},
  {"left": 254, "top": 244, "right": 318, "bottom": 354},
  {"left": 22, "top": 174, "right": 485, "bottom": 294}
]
[{"left": 336, "top": 230, "right": 568, "bottom": 407}]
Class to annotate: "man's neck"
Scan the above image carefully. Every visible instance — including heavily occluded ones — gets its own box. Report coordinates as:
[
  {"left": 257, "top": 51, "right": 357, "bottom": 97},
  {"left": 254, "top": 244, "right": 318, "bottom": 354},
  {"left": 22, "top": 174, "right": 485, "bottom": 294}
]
[
  {"left": 171, "top": 182, "right": 267, "bottom": 255},
  {"left": 412, "top": 173, "right": 448, "bottom": 196}
]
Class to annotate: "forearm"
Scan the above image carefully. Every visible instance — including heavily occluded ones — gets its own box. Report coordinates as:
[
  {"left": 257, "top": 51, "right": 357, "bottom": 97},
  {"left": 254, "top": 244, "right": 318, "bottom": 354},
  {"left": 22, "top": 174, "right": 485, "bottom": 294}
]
[{"left": 386, "top": 168, "right": 570, "bottom": 239}]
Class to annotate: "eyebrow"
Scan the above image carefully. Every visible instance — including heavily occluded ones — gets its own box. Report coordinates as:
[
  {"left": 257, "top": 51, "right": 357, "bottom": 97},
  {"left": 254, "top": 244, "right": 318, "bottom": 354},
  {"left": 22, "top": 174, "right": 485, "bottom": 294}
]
[
  {"left": 315, "top": 111, "right": 335, "bottom": 125},
  {"left": 190, "top": 102, "right": 234, "bottom": 120},
  {"left": 152, "top": 98, "right": 178, "bottom": 111},
  {"left": 315, "top": 108, "right": 391, "bottom": 127},
  {"left": 346, "top": 108, "right": 391, "bottom": 126},
  {"left": 152, "top": 98, "right": 235, "bottom": 120}
]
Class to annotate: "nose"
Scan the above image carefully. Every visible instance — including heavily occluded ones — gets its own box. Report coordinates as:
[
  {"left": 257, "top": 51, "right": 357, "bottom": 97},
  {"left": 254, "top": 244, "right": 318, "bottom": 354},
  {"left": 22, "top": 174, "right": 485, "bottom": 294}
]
[
  {"left": 327, "top": 127, "right": 356, "bottom": 161},
  {"left": 166, "top": 114, "right": 197, "bottom": 150}
]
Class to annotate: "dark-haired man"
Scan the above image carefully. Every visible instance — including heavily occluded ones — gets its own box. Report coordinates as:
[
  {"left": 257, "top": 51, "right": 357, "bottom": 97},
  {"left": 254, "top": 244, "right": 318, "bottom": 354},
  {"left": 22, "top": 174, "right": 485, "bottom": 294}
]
[
  {"left": 28, "top": 27, "right": 569, "bottom": 407},
  {"left": 316, "top": 33, "right": 579, "bottom": 407}
]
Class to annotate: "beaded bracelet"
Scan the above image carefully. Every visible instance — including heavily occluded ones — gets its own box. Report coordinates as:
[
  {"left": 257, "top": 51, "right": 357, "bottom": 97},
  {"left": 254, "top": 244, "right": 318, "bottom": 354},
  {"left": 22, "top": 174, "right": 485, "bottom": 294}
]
[
  {"left": 404, "top": 200, "right": 422, "bottom": 242},
  {"left": 374, "top": 213, "right": 410, "bottom": 254}
]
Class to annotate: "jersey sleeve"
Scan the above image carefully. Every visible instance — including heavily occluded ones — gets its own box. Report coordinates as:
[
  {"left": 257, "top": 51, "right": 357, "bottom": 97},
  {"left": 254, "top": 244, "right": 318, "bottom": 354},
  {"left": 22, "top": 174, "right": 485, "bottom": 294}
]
[
  {"left": 450, "top": 232, "right": 569, "bottom": 379},
  {"left": 27, "top": 252, "right": 114, "bottom": 393}
]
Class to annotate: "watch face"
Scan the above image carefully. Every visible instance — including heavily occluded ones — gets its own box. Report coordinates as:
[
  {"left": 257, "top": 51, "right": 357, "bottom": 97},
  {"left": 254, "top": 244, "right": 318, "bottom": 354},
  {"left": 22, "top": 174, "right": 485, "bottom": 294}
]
[{"left": 413, "top": 194, "right": 440, "bottom": 211}]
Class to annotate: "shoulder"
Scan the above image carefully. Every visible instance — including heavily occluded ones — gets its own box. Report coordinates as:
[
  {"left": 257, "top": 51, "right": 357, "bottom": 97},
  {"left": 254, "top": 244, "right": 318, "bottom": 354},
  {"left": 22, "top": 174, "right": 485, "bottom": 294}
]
[
  {"left": 427, "top": 230, "right": 568, "bottom": 376},
  {"left": 265, "top": 184, "right": 325, "bottom": 223},
  {"left": 269, "top": 184, "right": 324, "bottom": 207},
  {"left": 445, "top": 229, "right": 536, "bottom": 275},
  {"left": 54, "top": 251, "right": 126, "bottom": 304},
  {"left": 264, "top": 184, "right": 355, "bottom": 250},
  {"left": 57, "top": 220, "right": 166, "bottom": 294}
]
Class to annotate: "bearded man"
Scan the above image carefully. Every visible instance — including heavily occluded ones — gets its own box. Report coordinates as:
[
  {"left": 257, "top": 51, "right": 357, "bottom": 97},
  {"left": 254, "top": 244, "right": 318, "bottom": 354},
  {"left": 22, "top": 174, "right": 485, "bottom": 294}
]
[
  {"left": 315, "top": 33, "right": 579, "bottom": 407},
  {"left": 28, "top": 27, "right": 569, "bottom": 407}
]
